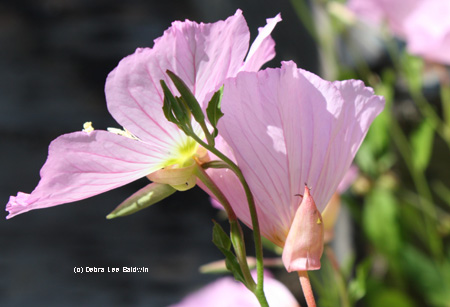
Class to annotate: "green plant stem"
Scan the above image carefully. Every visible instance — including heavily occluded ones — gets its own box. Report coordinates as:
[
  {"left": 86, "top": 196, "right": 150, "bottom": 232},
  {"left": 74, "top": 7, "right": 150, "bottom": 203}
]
[
  {"left": 383, "top": 31, "right": 450, "bottom": 149},
  {"left": 191, "top": 135, "right": 268, "bottom": 306},
  {"left": 193, "top": 163, "right": 256, "bottom": 290},
  {"left": 326, "top": 247, "right": 351, "bottom": 307},
  {"left": 381, "top": 35, "right": 443, "bottom": 257},
  {"left": 199, "top": 121, "right": 215, "bottom": 147},
  {"left": 409, "top": 86, "right": 450, "bottom": 149},
  {"left": 388, "top": 111, "right": 442, "bottom": 258}
]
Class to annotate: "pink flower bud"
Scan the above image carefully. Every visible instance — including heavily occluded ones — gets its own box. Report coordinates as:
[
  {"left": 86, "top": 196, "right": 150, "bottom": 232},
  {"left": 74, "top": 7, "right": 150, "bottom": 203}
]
[{"left": 282, "top": 185, "right": 324, "bottom": 272}]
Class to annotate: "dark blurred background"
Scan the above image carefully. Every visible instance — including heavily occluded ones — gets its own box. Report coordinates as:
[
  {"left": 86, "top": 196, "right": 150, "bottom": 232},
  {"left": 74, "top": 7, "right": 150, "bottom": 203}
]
[{"left": 0, "top": 1, "right": 317, "bottom": 306}]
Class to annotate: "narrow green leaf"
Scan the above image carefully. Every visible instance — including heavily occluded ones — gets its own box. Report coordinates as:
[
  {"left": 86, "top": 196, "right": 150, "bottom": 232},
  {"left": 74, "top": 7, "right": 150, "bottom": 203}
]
[
  {"left": 161, "top": 80, "right": 178, "bottom": 124},
  {"left": 166, "top": 70, "right": 205, "bottom": 123},
  {"left": 212, "top": 220, "right": 231, "bottom": 251},
  {"left": 161, "top": 80, "right": 190, "bottom": 124},
  {"left": 224, "top": 252, "right": 246, "bottom": 284},
  {"left": 206, "top": 86, "right": 224, "bottom": 137},
  {"left": 410, "top": 119, "right": 434, "bottom": 172},
  {"left": 211, "top": 221, "right": 246, "bottom": 284},
  {"left": 107, "top": 183, "right": 176, "bottom": 219}
]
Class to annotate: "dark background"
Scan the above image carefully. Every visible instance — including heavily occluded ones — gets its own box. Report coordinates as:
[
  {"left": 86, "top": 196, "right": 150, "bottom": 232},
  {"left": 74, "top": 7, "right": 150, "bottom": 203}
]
[{"left": 0, "top": 1, "right": 317, "bottom": 306}]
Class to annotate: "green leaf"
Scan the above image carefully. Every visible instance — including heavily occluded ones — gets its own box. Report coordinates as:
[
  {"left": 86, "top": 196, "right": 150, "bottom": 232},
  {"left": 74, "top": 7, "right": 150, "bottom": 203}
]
[
  {"left": 212, "top": 221, "right": 231, "bottom": 251},
  {"left": 401, "top": 53, "right": 424, "bottom": 92},
  {"left": 106, "top": 183, "right": 176, "bottom": 219},
  {"left": 355, "top": 109, "right": 391, "bottom": 175},
  {"left": 166, "top": 70, "right": 205, "bottom": 124},
  {"left": 206, "top": 86, "right": 224, "bottom": 138},
  {"left": 367, "top": 290, "right": 416, "bottom": 307},
  {"left": 410, "top": 119, "right": 434, "bottom": 172},
  {"left": 401, "top": 245, "right": 450, "bottom": 306},
  {"left": 161, "top": 79, "right": 193, "bottom": 135},
  {"left": 348, "top": 259, "right": 371, "bottom": 303},
  {"left": 161, "top": 80, "right": 179, "bottom": 124},
  {"left": 211, "top": 221, "right": 245, "bottom": 284},
  {"left": 223, "top": 251, "right": 246, "bottom": 284},
  {"left": 363, "top": 187, "right": 401, "bottom": 255}
]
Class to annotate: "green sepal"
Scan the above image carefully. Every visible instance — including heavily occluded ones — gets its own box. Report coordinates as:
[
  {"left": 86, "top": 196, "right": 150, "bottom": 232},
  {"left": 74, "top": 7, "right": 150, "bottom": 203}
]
[
  {"left": 166, "top": 70, "right": 205, "bottom": 124},
  {"left": 106, "top": 183, "right": 176, "bottom": 219},
  {"left": 206, "top": 86, "right": 224, "bottom": 138},
  {"left": 161, "top": 80, "right": 193, "bottom": 135},
  {"left": 161, "top": 80, "right": 183, "bottom": 124},
  {"left": 212, "top": 221, "right": 246, "bottom": 284}
]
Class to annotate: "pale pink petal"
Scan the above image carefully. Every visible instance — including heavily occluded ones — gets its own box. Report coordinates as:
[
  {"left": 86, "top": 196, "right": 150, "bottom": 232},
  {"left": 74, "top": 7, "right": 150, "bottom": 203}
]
[
  {"left": 403, "top": 0, "right": 450, "bottom": 64},
  {"left": 346, "top": 0, "right": 385, "bottom": 25},
  {"left": 241, "top": 14, "right": 282, "bottom": 72},
  {"left": 105, "top": 10, "right": 251, "bottom": 143},
  {"left": 6, "top": 131, "right": 163, "bottom": 218},
  {"left": 347, "top": 0, "right": 421, "bottom": 37},
  {"left": 337, "top": 165, "right": 358, "bottom": 193},
  {"left": 217, "top": 61, "right": 384, "bottom": 247},
  {"left": 282, "top": 186, "right": 324, "bottom": 272},
  {"left": 170, "top": 271, "right": 299, "bottom": 307}
]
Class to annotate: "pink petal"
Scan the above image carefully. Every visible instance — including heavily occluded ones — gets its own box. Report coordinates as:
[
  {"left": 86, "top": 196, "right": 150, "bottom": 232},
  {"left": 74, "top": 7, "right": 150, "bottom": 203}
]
[
  {"left": 337, "top": 165, "right": 358, "bottom": 193},
  {"left": 241, "top": 14, "right": 282, "bottom": 72},
  {"left": 282, "top": 186, "right": 324, "bottom": 272},
  {"left": 6, "top": 131, "right": 164, "bottom": 218},
  {"left": 217, "top": 61, "right": 384, "bottom": 246},
  {"left": 105, "top": 10, "right": 251, "bottom": 143},
  {"left": 403, "top": 0, "right": 450, "bottom": 64},
  {"left": 347, "top": 0, "right": 421, "bottom": 37},
  {"left": 170, "top": 271, "right": 299, "bottom": 307},
  {"left": 347, "top": 0, "right": 386, "bottom": 25}
]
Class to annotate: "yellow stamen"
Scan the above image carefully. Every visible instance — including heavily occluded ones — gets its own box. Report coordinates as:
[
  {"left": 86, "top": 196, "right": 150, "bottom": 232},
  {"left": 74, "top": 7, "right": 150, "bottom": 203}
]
[{"left": 82, "top": 122, "right": 94, "bottom": 133}]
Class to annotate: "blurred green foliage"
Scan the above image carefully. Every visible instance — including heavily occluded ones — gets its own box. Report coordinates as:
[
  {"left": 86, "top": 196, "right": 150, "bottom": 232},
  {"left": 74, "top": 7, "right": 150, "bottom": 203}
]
[{"left": 291, "top": 0, "right": 450, "bottom": 306}]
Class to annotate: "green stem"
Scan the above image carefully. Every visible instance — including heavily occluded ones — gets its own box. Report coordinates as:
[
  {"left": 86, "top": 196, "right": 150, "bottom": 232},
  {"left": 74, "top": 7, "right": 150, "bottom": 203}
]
[
  {"left": 191, "top": 135, "right": 268, "bottom": 306},
  {"left": 388, "top": 110, "right": 442, "bottom": 258},
  {"left": 199, "top": 121, "right": 215, "bottom": 147},
  {"left": 382, "top": 37, "right": 442, "bottom": 257},
  {"left": 193, "top": 163, "right": 256, "bottom": 290}
]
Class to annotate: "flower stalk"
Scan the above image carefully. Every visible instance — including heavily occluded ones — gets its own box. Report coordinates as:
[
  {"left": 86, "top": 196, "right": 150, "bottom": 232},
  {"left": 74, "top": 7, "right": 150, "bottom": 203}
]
[
  {"left": 298, "top": 271, "right": 317, "bottom": 307},
  {"left": 191, "top": 134, "right": 268, "bottom": 305}
]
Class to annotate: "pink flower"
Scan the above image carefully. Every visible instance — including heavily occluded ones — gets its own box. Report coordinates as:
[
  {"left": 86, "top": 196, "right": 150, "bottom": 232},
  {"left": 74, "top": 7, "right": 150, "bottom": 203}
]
[
  {"left": 206, "top": 61, "right": 384, "bottom": 271},
  {"left": 6, "top": 10, "right": 281, "bottom": 219},
  {"left": 170, "top": 271, "right": 299, "bottom": 307},
  {"left": 347, "top": 0, "right": 450, "bottom": 64}
]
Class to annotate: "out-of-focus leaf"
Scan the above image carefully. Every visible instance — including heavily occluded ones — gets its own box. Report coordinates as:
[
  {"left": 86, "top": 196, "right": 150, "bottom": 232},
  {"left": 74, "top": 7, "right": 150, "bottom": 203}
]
[
  {"left": 363, "top": 187, "right": 401, "bottom": 255},
  {"left": 355, "top": 108, "right": 391, "bottom": 175},
  {"left": 348, "top": 258, "right": 371, "bottom": 303},
  {"left": 401, "top": 245, "right": 450, "bottom": 306},
  {"left": 410, "top": 119, "right": 434, "bottom": 172},
  {"left": 432, "top": 180, "right": 450, "bottom": 208},
  {"left": 401, "top": 53, "right": 423, "bottom": 93},
  {"left": 368, "top": 289, "right": 416, "bottom": 307}
]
